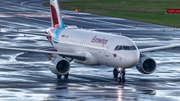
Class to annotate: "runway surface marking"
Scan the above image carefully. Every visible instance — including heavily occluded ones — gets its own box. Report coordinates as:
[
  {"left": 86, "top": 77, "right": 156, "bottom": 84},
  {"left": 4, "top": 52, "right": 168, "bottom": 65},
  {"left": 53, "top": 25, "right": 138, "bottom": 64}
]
[
  {"left": 14, "top": 14, "right": 75, "bottom": 18},
  {"left": 0, "top": 19, "right": 43, "bottom": 29},
  {"left": 0, "top": 2, "right": 50, "bottom": 13},
  {"left": 15, "top": 14, "right": 51, "bottom": 17},
  {"left": 0, "top": 14, "right": 14, "bottom": 17}
]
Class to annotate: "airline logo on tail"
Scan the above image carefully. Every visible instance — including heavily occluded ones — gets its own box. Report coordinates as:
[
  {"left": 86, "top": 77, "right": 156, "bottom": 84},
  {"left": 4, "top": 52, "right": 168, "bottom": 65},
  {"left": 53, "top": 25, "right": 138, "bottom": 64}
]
[
  {"left": 51, "top": 5, "right": 59, "bottom": 28},
  {"left": 50, "top": 0, "right": 66, "bottom": 29},
  {"left": 50, "top": 0, "right": 66, "bottom": 44}
]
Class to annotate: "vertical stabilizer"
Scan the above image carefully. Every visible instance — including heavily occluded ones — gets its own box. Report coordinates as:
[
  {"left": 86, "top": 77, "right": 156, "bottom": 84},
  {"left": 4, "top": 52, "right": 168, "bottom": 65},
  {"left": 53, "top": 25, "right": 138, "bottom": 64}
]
[{"left": 50, "top": 0, "right": 65, "bottom": 28}]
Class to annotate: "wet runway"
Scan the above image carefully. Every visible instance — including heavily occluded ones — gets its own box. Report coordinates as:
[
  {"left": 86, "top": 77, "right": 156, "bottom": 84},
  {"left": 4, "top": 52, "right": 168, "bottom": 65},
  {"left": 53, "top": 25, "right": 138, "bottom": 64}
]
[{"left": 0, "top": 0, "right": 180, "bottom": 101}]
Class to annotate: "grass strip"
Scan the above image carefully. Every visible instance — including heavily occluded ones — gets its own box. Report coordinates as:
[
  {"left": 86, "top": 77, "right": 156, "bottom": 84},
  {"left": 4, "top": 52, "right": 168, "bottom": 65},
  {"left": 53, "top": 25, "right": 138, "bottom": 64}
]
[{"left": 43, "top": 0, "right": 180, "bottom": 28}]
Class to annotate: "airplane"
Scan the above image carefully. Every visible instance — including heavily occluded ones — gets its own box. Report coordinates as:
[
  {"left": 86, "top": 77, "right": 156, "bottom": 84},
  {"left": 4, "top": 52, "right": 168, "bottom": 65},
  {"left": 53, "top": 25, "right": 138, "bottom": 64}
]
[{"left": 1, "top": 0, "right": 180, "bottom": 84}]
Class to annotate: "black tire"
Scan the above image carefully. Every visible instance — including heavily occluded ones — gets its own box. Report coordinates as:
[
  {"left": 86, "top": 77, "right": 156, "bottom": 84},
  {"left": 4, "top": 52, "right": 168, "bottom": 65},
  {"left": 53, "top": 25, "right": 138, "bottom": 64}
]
[
  {"left": 113, "top": 68, "right": 118, "bottom": 78},
  {"left": 122, "top": 77, "right": 125, "bottom": 83},
  {"left": 122, "top": 70, "right": 125, "bottom": 77},
  {"left": 64, "top": 73, "right": 69, "bottom": 79},
  {"left": 57, "top": 75, "right": 61, "bottom": 79},
  {"left": 118, "top": 77, "right": 121, "bottom": 84}
]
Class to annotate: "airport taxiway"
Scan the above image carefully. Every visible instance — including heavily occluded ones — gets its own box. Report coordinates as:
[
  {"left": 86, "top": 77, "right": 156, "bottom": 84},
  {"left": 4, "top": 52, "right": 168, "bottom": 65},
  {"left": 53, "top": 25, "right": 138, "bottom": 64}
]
[{"left": 0, "top": 0, "right": 180, "bottom": 101}]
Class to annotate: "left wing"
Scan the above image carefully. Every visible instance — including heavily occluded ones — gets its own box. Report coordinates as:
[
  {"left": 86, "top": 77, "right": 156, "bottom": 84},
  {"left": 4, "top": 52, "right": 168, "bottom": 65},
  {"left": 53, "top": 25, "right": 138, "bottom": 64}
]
[
  {"left": 0, "top": 47, "right": 86, "bottom": 61},
  {"left": 139, "top": 44, "right": 180, "bottom": 53}
]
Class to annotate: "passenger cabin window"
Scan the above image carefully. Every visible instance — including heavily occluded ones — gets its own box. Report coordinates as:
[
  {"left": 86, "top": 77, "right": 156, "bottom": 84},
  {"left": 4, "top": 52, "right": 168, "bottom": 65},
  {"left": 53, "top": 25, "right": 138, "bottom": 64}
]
[{"left": 114, "top": 45, "right": 136, "bottom": 51}]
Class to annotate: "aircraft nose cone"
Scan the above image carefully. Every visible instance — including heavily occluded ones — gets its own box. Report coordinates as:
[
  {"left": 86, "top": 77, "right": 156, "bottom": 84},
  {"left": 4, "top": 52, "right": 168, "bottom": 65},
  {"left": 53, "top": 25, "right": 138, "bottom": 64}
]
[
  {"left": 124, "top": 51, "right": 139, "bottom": 67},
  {"left": 130, "top": 55, "right": 139, "bottom": 65}
]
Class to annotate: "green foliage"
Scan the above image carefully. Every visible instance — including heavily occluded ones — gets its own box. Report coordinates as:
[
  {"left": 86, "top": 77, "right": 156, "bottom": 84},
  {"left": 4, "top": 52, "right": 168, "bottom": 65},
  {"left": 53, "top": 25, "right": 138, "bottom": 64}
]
[{"left": 42, "top": 0, "right": 180, "bottom": 27}]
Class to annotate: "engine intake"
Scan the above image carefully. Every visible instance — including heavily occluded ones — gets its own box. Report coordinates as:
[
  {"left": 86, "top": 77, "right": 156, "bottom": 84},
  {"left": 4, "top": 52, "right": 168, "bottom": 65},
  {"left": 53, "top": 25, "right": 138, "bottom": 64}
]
[
  {"left": 136, "top": 54, "right": 156, "bottom": 74},
  {"left": 49, "top": 57, "right": 70, "bottom": 76}
]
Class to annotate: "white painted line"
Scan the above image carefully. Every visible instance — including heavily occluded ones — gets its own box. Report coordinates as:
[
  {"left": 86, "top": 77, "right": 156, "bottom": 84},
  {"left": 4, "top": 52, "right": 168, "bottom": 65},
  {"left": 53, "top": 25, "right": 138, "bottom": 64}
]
[
  {"left": 15, "top": 14, "right": 51, "bottom": 17},
  {"left": 0, "top": 14, "right": 14, "bottom": 17}
]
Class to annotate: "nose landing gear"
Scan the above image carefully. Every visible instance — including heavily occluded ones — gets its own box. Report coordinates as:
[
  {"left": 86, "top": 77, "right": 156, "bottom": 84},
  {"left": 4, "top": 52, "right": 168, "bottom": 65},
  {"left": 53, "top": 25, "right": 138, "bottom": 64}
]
[
  {"left": 118, "top": 68, "right": 125, "bottom": 84},
  {"left": 113, "top": 68, "right": 126, "bottom": 84}
]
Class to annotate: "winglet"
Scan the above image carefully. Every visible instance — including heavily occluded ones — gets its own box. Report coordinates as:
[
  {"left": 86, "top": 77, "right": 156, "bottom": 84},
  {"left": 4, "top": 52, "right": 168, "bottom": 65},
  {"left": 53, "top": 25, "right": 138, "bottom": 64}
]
[{"left": 50, "top": 0, "right": 65, "bottom": 28}]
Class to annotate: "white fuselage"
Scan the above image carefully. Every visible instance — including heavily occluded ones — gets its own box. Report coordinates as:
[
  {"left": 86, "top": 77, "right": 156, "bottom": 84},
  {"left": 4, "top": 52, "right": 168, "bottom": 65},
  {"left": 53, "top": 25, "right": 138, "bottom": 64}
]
[{"left": 46, "top": 26, "right": 140, "bottom": 68}]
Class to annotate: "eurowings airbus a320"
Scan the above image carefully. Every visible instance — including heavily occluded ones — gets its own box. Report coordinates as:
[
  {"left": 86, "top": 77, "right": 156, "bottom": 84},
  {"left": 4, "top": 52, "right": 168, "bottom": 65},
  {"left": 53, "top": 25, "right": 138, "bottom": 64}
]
[{"left": 1, "top": 0, "right": 180, "bottom": 83}]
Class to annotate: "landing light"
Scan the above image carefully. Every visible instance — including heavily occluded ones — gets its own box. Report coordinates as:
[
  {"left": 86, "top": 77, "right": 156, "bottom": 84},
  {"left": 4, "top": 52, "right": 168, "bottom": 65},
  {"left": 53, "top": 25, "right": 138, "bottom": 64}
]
[{"left": 118, "top": 68, "right": 121, "bottom": 71}]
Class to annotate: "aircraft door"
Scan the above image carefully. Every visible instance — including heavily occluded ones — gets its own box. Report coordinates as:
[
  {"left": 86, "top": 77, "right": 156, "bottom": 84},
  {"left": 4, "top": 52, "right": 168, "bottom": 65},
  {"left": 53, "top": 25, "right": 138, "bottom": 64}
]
[
  {"left": 106, "top": 40, "right": 114, "bottom": 49},
  {"left": 97, "top": 40, "right": 113, "bottom": 66},
  {"left": 97, "top": 50, "right": 110, "bottom": 66},
  {"left": 104, "top": 40, "right": 114, "bottom": 58},
  {"left": 97, "top": 50, "right": 105, "bottom": 65}
]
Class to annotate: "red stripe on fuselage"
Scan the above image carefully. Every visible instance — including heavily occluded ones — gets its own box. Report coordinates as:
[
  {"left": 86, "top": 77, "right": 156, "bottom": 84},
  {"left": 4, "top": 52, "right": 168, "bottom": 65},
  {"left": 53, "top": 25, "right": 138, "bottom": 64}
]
[{"left": 51, "top": 5, "right": 59, "bottom": 28}]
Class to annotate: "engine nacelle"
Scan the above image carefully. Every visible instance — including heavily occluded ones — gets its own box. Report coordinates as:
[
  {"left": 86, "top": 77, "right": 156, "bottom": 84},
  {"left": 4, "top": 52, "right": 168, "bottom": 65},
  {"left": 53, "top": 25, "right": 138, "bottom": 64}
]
[
  {"left": 49, "top": 57, "right": 70, "bottom": 76},
  {"left": 136, "top": 54, "right": 156, "bottom": 74},
  {"left": 73, "top": 52, "right": 99, "bottom": 65}
]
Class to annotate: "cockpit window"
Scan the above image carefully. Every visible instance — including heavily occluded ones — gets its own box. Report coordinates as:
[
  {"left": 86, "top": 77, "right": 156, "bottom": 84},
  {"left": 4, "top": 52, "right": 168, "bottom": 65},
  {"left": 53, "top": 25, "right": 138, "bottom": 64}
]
[
  {"left": 114, "top": 45, "right": 137, "bottom": 51},
  {"left": 114, "top": 45, "right": 119, "bottom": 50},
  {"left": 118, "top": 46, "right": 122, "bottom": 50},
  {"left": 123, "top": 46, "right": 130, "bottom": 50},
  {"left": 131, "top": 46, "right": 137, "bottom": 50},
  {"left": 114, "top": 45, "right": 123, "bottom": 50}
]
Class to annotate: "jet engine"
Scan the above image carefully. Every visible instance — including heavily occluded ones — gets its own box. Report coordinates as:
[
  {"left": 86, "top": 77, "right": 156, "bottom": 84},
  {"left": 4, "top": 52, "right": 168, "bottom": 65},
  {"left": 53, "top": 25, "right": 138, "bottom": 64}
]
[
  {"left": 49, "top": 57, "right": 70, "bottom": 76},
  {"left": 136, "top": 54, "right": 156, "bottom": 74}
]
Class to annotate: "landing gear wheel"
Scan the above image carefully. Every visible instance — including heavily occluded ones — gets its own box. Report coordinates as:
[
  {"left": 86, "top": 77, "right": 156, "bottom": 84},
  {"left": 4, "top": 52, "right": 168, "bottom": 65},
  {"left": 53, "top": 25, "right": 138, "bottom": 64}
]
[
  {"left": 57, "top": 75, "right": 61, "bottom": 79},
  {"left": 64, "top": 73, "right": 69, "bottom": 79},
  {"left": 118, "top": 77, "right": 121, "bottom": 83},
  {"left": 122, "top": 77, "right": 125, "bottom": 83},
  {"left": 118, "top": 77, "right": 125, "bottom": 84},
  {"left": 113, "top": 68, "right": 118, "bottom": 78},
  {"left": 118, "top": 68, "right": 126, "bottom": 84}
]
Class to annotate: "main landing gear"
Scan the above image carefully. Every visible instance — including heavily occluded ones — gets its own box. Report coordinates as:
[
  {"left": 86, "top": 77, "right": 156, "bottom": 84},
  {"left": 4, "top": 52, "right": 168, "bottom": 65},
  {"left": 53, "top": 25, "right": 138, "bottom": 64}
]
[
  {"left": 113, "top": 68, "right": 125, "bottom": 84},
  {"left": 57, "top": 73, "right": 69, "bottom": 79}
]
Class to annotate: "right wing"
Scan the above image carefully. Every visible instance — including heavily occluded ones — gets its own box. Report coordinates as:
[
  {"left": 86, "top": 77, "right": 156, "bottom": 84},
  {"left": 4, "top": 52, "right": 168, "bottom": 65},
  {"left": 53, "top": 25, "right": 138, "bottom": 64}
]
[
  {"left": 139, "top": 44, "right": 180, "bottom": 53},
  {"left": 0, "top": 47, "right": 86, "bottom": 61}
]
